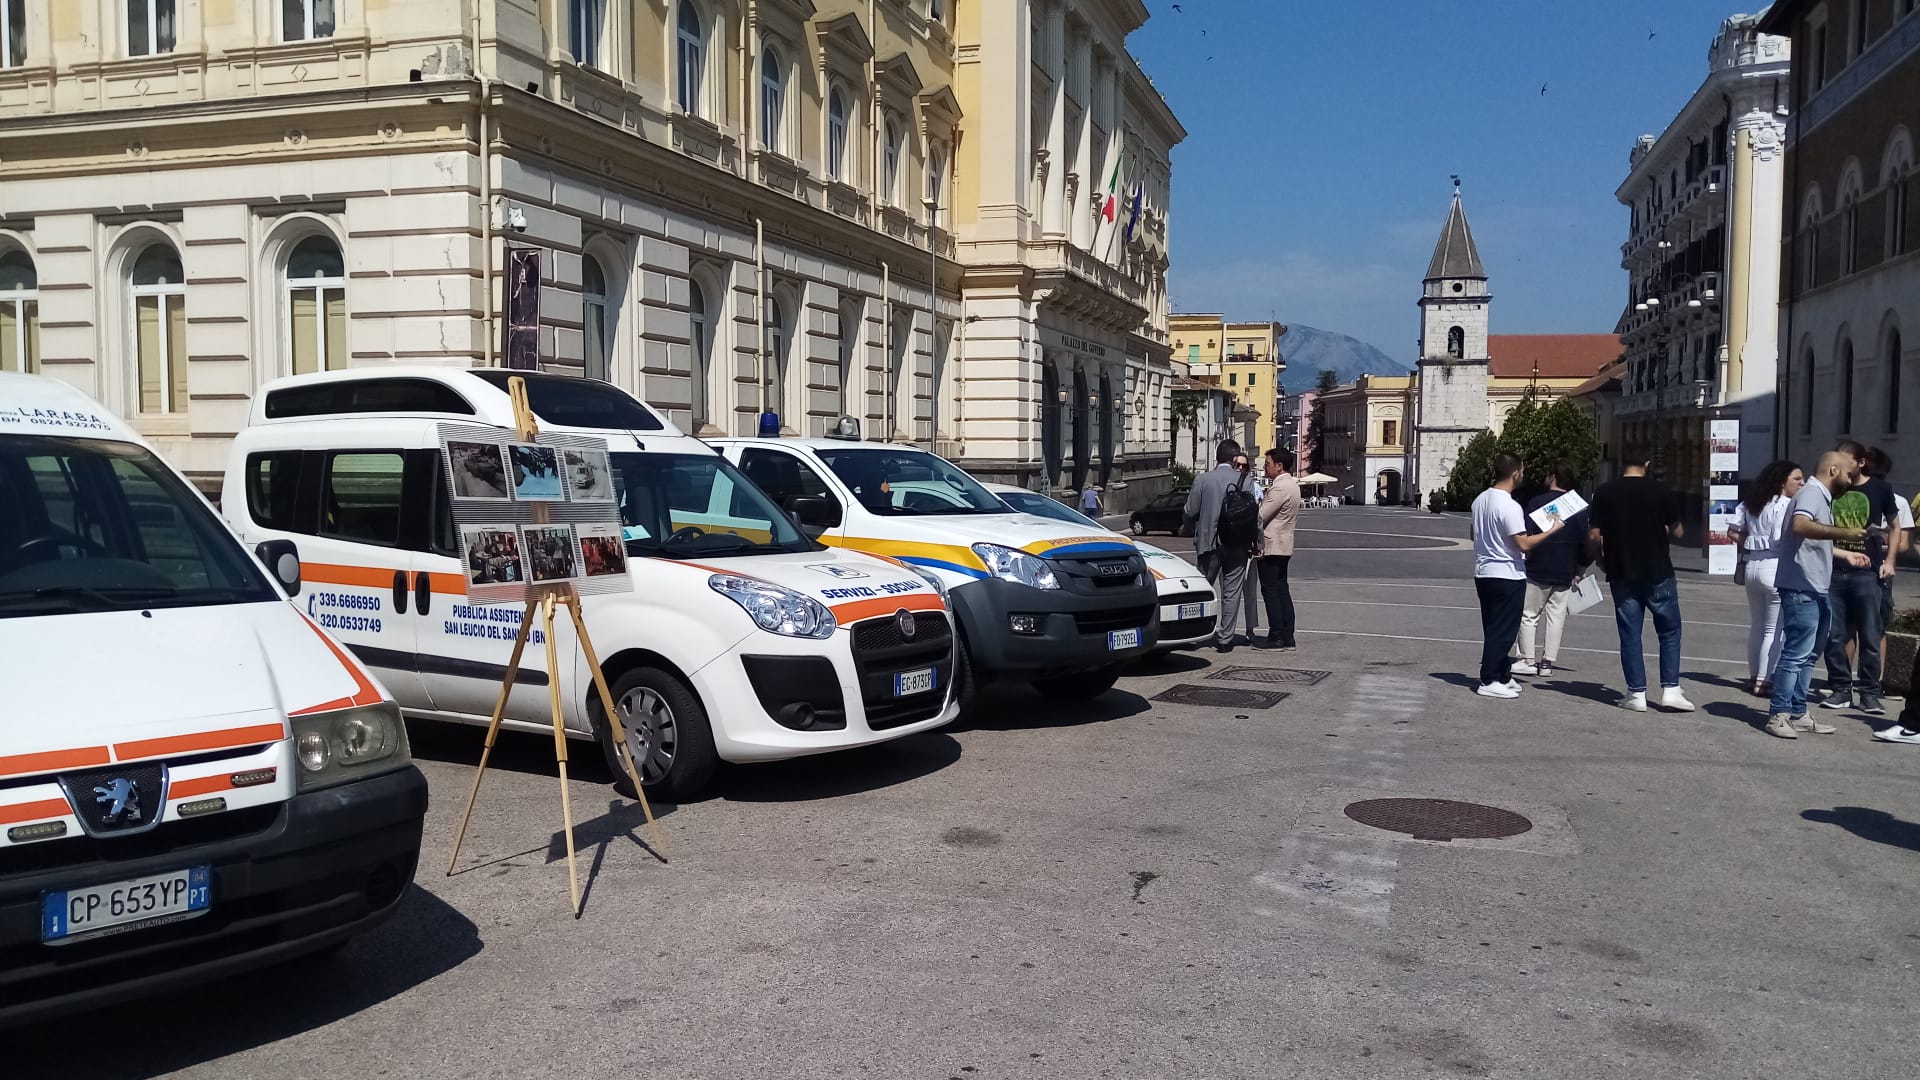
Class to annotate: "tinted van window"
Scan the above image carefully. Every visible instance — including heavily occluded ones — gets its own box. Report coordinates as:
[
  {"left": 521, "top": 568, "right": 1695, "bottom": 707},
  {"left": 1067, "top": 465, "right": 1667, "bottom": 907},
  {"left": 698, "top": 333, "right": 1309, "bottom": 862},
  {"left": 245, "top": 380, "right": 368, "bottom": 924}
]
[
  {"left": 471, "top": 370, "right": 664, "bottom": 431},
  {"left": 321, "top": 451, "right": 405, "bottom": 545},
  {"left": 264, "top": 378, "right": 475, "bottom": 419},
  {"left": 246, "top": 451, "right": 302, "bottom": 531}
]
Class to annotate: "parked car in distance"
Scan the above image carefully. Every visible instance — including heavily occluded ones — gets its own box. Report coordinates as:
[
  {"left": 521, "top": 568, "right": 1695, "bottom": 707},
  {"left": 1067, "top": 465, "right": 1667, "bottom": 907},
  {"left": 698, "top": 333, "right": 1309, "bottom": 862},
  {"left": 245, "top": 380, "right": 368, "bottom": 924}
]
[
  {"left": 1128, "top": 489, "right": 1191, "bottom": 536},
  {"left": 984, "top": 485, "right": 1217, "bottom": 653}
]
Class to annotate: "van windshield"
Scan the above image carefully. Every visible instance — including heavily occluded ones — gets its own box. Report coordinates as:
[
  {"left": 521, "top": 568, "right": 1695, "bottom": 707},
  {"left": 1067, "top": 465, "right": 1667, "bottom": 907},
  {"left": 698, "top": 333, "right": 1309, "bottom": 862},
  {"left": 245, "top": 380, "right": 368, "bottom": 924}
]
[
  {"left": 612, "top": 452, "right": 814, "bottom": 559},
  {"left": 0, "top": 435, "right": 279, "bottom": 618},
  {"left": 814, "top": 447, "right": 1009, "bottom": 516}
]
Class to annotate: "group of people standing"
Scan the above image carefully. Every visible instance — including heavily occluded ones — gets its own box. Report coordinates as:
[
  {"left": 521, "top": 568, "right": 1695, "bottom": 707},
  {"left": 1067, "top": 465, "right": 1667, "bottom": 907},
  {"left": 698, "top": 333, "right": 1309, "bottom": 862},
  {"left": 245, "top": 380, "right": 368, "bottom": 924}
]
[
  {"left": 1183, "top": 440, "right": 1301, "bottom": 653},
  {"left": 1468, "top": 442, "right": 1915, "bottom": 739},
  {"left": 1729, "top": 440, "right": 1916, "bottom": 741}
]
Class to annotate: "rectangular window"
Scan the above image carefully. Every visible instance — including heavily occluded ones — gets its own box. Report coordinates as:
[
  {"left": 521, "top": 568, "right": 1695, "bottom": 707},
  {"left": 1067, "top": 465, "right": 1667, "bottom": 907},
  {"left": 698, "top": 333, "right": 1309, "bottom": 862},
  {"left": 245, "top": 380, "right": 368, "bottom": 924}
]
[
  {"left": 135, "top": 292, "right": 187, "bottom": 414},
  {"left": 0, "top": 295, "right": 36, "bottom": 374},
  {"left": 1228, "top": 373, "right": 1237, "bottom": 386},
  {"left": 2, "top": 0, "right": 25, "bottom": 68},
  {"left": 320, "top": 451, "right": 405, "bottom": 545},
  {"left": 569, "top": 0, "right": 602, "bottom": 69},
  {"left": 1248, "top": 373, "right": 1257, "bottom": 387},
  {"left": 127, "top": 0, "right": 176, "bottom": 57},
  {"left": 245, "top": 451, "right": 304, "bottom": 532},
  {"left": 1382, "top": 419, "right": 1400, "bottom": 445},
  {"left": 282, "top": 0, "right": 335, "bottom": 42},
  {"left": 1810, "top": 23, "right": 1829, "bottom": 89}
]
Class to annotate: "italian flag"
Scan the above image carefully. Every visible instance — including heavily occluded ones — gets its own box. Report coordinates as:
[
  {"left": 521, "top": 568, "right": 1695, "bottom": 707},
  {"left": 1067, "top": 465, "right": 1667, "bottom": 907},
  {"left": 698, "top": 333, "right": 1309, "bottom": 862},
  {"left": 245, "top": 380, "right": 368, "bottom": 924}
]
[{"left": 1100, "top": 154, "right": 1124, "bottom": 223}]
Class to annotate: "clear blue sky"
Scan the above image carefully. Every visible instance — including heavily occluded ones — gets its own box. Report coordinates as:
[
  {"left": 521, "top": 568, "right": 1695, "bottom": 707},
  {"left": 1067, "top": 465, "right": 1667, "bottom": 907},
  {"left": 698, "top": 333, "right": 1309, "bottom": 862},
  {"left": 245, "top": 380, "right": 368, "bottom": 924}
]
[{"left": 1129, "top": 0, "right": 1760, "bottom": 365}]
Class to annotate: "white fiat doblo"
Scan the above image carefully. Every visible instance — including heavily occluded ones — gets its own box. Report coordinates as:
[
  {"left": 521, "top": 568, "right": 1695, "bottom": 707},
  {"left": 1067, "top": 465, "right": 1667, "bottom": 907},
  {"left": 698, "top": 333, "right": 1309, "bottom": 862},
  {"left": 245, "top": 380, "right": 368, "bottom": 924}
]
[{"left": 221, "top": 368, "right": 957, "bottom": 799}]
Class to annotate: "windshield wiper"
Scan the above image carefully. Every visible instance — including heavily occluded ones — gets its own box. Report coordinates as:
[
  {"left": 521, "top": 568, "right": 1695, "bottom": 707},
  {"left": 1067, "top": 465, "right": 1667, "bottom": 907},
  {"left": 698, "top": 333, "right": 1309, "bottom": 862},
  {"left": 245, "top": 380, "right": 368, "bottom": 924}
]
[{"left": 0, "top": 584, "right": 176, "bottom": 614}]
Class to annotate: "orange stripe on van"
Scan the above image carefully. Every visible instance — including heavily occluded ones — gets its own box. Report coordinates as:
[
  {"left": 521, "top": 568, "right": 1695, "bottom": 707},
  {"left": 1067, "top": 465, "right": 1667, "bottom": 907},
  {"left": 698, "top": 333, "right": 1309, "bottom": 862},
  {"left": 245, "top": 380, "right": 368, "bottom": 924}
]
[
  {"left": 288, "top": 614, "right": 384, "bottom": 716},
  {"left": 830, "top": 592, "right": 948, "bottom": 627},
  {"left": 0, "top": 746, "right": 110, "bottom": 779},
  {"left": 115, "top": 723, "right": 287, "bottom": 762},
  {"left": 0, "top": 798, "right": 72, "bottom": 826},
  {"left": 168, "top": 775, "right": 236, "bottom": 801},
  {"left": 300, "top": 562, "right": 396, "bottom": 589},
  {"left": 425, "top": 572, "right": 467, "bottom": 595}
]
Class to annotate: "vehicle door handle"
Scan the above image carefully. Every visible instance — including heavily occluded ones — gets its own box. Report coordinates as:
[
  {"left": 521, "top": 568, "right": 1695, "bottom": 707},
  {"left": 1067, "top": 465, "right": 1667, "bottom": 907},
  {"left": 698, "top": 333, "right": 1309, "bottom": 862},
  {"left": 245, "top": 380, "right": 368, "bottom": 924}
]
[
  {"left": 392, "top": 569, "right": 409, "bottom": 615},
  {"left": 414, "top": 570, "right": 431, "bottom": 615}
]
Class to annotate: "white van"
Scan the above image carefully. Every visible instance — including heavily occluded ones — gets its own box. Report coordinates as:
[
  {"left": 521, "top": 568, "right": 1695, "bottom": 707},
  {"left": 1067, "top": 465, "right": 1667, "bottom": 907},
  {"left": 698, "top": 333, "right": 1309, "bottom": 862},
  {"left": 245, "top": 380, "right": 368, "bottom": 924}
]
[
  {"left": 0, "top": 372, "right": 425, "bottom": 1026},
  {"left": 221, "top": 368, "right": 957, "bottom": 800},
  {"left": 982, "top": 483, "right": 1218, "bottom": 652},
  {"left": 710, "top": 430, "right": 1160, "bottom": 703}
]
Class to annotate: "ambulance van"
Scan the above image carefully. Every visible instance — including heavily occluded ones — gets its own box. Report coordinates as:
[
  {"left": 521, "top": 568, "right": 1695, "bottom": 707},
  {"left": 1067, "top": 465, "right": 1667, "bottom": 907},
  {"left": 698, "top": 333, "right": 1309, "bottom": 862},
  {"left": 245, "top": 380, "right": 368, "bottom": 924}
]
[
  {"left": 0, "top": 372, "right": 426, "bottom": 1026},
  {"left": 221, "top": 368, "right": 957, "bottom": 800},
  {"left": 711, "top": 428, "right": 1160, "bottom": 703}
]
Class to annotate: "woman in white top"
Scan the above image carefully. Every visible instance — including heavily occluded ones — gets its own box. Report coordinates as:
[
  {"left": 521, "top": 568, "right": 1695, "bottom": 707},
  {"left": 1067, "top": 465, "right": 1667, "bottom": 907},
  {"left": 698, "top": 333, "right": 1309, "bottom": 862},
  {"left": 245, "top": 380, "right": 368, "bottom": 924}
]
[{"left": 1727, "top": 460, "right": 1804, "bottom": 697}]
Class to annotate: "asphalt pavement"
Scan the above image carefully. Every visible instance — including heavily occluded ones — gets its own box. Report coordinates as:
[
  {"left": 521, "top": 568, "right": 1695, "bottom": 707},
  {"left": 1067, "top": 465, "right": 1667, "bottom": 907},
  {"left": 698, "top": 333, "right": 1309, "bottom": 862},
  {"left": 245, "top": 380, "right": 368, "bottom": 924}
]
[{"left": 16, "top": 506, "right": 1920, "bottom": 1080}]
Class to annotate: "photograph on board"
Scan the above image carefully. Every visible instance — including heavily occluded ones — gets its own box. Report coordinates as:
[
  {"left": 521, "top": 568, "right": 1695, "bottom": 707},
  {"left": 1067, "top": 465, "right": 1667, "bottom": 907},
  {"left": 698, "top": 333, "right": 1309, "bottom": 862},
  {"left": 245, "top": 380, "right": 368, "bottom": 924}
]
[
  {"left": 448, "top": 441, "right": 510, "bottom": 500},
  {"left": 461, "top": 526, "right": 524, "bottom": 585},
  {"left": 508, "top": 444, "right": 565, "bottom": 501},
  {"left": 563, "top": 447, "right": 614, "bottom": 502},
  {"left": 524, "top": 525, "right": 579, "bottom": 582},
  {"left": 577, "top": 524, "right": 629, "bottom": 578}
]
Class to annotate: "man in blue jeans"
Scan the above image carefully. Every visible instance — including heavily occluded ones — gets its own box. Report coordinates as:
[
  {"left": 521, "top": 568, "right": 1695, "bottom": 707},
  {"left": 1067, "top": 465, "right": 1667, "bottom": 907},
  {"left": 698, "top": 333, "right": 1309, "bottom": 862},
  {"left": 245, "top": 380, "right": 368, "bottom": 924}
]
[
  {"left": 1589, "top": 450, "right": 1694, "bottom": 712},
  {"left": 1819, "top": 440, "right": 1901, "bottom": 716},
  {"left": 1765, "top": 451, "right": 1873, "bottom": 738}
]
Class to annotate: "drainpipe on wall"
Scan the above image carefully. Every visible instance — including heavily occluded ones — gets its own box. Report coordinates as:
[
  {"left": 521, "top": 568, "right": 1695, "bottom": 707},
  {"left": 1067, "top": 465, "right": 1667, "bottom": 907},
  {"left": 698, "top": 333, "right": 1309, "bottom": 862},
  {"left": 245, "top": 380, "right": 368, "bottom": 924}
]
[
  {"left": 955, "top": 309, "right": 968, "bottom": 451},
  {"left": 881, "top": 259, "right": 892, "bottom": 440},
  {"left": 755, "top": 214, "right": 767, "bottom": 423},
  {"left": 472, "top": 7, "right": 494, "bottom": 368}
]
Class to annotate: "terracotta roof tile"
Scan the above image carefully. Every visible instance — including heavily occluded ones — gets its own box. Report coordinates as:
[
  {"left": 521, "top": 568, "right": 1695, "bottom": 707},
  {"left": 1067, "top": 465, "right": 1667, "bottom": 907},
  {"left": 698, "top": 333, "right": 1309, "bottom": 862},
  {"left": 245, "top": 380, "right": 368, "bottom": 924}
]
[{"left": 1487, "top": 335, "right": 1621, "bottom": 380}]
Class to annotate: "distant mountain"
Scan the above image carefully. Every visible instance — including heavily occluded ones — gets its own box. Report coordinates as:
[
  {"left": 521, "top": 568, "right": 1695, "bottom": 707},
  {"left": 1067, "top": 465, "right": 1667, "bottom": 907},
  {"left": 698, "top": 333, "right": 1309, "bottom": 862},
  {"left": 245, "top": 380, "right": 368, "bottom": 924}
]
[{"left": 1279, "top": 325, "right": 1409, "bottom": 394}]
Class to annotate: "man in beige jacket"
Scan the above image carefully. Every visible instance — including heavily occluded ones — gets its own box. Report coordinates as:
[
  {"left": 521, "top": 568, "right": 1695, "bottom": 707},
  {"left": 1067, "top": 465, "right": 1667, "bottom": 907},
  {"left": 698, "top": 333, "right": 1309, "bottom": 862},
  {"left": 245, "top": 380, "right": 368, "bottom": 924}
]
[{"left": 1255, "top": 446, "right": 1301, "bottom": 650}]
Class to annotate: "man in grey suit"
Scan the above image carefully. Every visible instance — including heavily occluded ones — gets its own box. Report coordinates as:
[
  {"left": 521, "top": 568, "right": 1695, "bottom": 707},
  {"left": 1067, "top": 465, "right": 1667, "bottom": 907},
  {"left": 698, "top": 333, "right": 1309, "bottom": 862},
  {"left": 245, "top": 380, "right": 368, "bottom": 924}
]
[{"left": 1184, "top": 439, "right": 1254, "bottom": 654}]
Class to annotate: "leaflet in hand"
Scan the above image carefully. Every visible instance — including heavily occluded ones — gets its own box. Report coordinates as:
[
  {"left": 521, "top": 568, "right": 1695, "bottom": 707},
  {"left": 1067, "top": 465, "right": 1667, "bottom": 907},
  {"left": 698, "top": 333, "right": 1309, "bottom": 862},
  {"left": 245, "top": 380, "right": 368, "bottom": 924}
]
[
  {"left": 1568, "top": 574, "right": 1605, "bottom": 614},
  {"left": 1530, "top": 490, "right": 1588, "bottom": 531}
]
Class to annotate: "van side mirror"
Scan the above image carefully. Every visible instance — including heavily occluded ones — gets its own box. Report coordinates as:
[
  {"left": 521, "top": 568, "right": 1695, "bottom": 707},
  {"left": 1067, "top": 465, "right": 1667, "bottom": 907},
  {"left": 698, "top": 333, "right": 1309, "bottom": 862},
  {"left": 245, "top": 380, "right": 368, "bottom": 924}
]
[
  {"left": 256, "top": 539, "right": 302, "bottom": 596},
  {"left": 788, "top": 495, "right": 841, "bottom": 529}
]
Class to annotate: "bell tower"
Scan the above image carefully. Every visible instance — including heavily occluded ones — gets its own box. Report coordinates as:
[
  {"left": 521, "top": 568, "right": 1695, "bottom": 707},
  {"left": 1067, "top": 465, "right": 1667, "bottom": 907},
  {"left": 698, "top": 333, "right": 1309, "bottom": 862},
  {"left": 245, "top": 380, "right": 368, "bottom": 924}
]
[{"left": 1414, "top": 178, "right": 1492, "bottom": 500}]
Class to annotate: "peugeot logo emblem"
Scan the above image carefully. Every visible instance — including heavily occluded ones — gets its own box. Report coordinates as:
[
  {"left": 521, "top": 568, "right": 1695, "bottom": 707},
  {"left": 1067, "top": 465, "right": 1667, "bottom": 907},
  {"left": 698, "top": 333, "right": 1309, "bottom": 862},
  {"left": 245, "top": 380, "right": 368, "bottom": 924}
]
[
  {"left": 896, "top": 608, "right": 917, "bottom": 639},
  {"left": 93, "top": 778, "right": 143, "bottom": 825}
]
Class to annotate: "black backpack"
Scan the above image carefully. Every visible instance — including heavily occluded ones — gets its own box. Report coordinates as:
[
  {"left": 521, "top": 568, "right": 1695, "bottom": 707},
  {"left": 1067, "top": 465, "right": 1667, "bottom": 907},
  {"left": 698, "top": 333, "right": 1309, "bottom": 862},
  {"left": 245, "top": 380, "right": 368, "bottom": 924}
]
[{"left": 1217, "top": 473, "right": 1260, "bottom": 549}]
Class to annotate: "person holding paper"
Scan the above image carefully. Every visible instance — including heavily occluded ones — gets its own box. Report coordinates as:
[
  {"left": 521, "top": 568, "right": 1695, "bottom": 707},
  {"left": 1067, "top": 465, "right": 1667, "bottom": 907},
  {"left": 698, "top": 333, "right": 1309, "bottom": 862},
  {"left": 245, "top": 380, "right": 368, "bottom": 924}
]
[
  {"left": 1472, "top": 453, "right": 1565, "bottom": 699},
  {"left": 1511, "top": 462, "right": 1590, "bottom": 678},
  {"left": 1589, "top": 450, "right": 1695, "bottom": 713},
  {"left": 1728, "top": 460, "right": 1803, "bottom": 698}
]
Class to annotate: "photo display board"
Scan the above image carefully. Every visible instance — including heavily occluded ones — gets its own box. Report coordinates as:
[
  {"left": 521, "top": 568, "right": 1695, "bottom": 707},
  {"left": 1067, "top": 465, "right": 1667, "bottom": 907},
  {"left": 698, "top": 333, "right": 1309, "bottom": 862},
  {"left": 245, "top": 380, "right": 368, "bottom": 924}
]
[
  {"left": 1705, "top": 417, "right": 1741, "bottom": 576},
  {"left": 438, "top": 422, "right": 633, "bottom": 601}
]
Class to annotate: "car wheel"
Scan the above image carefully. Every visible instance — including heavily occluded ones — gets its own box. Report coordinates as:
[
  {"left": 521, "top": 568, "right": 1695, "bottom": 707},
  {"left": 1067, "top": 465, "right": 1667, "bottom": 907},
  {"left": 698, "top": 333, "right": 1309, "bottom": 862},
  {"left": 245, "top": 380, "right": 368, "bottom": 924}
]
[
  {"left": 1130, "top": 518, "right": 1146, "bottom": 536},
  {"left": 1032, "top": 665, "right": 1123, "bottom": 703},
  {"left": 591, "top": 664, "right": 718, "bottom": 802}
]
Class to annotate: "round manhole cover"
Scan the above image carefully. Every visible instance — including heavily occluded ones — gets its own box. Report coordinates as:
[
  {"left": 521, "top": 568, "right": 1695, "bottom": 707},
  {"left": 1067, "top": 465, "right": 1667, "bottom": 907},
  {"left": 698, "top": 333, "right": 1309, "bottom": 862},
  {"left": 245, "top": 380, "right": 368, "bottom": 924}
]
[{"left": 1343, "top": 798, "right": 1532, "bottom": 842}]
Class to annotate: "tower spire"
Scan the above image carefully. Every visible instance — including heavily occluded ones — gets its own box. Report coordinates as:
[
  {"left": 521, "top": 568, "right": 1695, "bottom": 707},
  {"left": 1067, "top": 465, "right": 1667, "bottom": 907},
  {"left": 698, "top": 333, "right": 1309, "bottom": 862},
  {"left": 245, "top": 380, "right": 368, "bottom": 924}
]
[{"left": 1425, "top": 182, "right": 1487, "bottom": 282}]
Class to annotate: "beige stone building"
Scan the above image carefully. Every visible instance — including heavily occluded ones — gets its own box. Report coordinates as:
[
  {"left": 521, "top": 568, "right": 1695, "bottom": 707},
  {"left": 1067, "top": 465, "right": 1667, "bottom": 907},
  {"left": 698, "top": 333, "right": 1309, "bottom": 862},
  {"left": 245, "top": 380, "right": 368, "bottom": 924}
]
[
  {"left": 1166, "top": 312, "right": 1285, "bottom": 456},
  {"left": 0, "top": 0, "right": 1181, "bottom": 499}
]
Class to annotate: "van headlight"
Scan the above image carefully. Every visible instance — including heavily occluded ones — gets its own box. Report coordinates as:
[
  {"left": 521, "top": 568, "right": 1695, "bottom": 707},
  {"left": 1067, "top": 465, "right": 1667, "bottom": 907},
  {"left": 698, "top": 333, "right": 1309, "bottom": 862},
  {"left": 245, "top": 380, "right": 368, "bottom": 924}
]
[
  {"left": 911, "top": 566, "right": 949, "bottom": 598},
  {"left": 971, "top": 543, "right": 1060, "bottom": 590},
  {"left": 292, "top": 702, "right": 410, "bottom": 791},
  {"left": 710, "top": 574, "right": 837, "bottom": 639}
]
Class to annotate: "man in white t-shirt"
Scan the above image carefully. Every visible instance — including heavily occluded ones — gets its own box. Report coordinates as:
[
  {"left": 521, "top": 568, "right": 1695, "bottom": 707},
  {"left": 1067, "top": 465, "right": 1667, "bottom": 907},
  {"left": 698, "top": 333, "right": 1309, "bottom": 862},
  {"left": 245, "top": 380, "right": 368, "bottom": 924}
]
[{"left": 1471, "top": 452, "right": 1565, "bottom": 698}]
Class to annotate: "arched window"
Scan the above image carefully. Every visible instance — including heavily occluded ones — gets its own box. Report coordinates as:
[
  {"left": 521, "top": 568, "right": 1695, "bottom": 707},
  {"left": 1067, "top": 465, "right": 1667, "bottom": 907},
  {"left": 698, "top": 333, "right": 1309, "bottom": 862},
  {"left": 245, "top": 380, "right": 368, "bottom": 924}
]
[
  {"left": 1839, "top": 337, "right": 1855, "bottom": 434},
  {"left": 759, "top": 47, "right": 786, "bottom": 153},
  {"left": 1799, "top": 187, "right": 1823, "bottom": 290},
  {"left": 1446, "top": 326, "right": 1464, "bottom": 359},
  {"left": 827, "top": 88, "right": 848, "bottom": 181},
  {"left": 1888, "top": 328, "right": 1904, "bottom": 434},
  {"left": 130, "top": 242, "right": 187, "bottom": 414},
  {"left": 838, "top": 299, "right": 862, "bottom": 422},
  {"left": 688, "top": 278, "right": 710, "bottom": 430},
  {"left": 676, "top": 2, "right": 705, "bottom": 116},
  {"left": 285, "top": 234, "right": 345, "bottom": 377},
  {"left": 889, "top": 307, "right": 912, "bottom": 435},
  {"left": 1841, "top": 169, "right": 1863, "bottom": 274},
  {"left": 764, "top": 295, "right": 787, "bottom": 419},
  {"left": 0, "top": 248, "right": 38, "bottom": 375},
  {"left": 582, "top": 254, "right": 609, "bottom": 382},
  {"left": 883, "top": 117, "right": 902, "bottom": 206},
  {"left": 1887, "top": 132, "right": 1913, "bottom": 259}
]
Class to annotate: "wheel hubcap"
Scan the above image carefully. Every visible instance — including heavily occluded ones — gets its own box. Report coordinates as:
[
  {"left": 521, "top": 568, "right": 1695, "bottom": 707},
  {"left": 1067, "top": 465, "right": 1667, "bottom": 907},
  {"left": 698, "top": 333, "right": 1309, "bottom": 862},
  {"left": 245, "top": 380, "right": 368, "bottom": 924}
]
[{"left": 616, "top": 686, "right": 678, "bottom": 783}]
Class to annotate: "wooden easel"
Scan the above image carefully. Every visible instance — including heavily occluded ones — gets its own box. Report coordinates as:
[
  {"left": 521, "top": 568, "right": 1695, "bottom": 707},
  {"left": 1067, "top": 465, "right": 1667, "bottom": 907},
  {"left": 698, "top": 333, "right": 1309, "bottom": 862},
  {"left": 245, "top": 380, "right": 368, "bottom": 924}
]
[{"left": 446, "top": 378, "right": 666, "bottom": 917}]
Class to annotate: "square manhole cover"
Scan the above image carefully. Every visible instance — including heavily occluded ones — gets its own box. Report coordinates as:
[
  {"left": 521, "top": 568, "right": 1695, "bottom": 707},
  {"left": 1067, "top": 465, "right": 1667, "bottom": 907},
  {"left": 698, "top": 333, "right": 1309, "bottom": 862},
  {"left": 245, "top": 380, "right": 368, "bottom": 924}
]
[
  {"left": 1207, "top": 667, "right": 1330, "bottom": 686},
  {"left": 1151, "top": 684, "right": 1290, "bottom": 709}
]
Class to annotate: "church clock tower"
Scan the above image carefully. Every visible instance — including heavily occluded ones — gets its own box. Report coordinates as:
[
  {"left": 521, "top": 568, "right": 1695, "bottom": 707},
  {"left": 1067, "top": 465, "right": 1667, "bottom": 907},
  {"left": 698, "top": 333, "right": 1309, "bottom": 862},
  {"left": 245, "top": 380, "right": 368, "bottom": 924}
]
[{"left": 1414, "top": 180, "right": 1492, "bottom": 502}]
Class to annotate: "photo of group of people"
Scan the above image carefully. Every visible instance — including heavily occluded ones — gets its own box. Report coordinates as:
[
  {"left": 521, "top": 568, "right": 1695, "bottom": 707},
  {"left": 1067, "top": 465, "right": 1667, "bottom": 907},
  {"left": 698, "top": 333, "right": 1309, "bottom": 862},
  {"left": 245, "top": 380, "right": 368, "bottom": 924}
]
[
  {"left": 446, "top": 440, "right": 615, "bottom": 506},
  {"left": 460, "top": 523, "right": 628, "bottom": 589}
]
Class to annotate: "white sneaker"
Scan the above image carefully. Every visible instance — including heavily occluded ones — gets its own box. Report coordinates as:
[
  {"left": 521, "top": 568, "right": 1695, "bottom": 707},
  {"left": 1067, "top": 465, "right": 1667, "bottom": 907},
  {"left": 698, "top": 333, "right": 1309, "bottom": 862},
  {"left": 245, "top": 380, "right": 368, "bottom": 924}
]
[
  {"left": 1763, "top": 714, "right": 1800, "bottom": 739},
  {"left": 1476, "top": 682, "right": 1519, "bottom": 699},
  {"left": 1791, "top": 714, "right": 1837, "bottom": 735},
  {"left": 1500, "top": 680, "right": 1526, "bottom": 694},
  {"left": 1511, "top": 660, "right": 1540, "bottom": 676},
  {"left": 1872, "top": 726, "right": 1920, "bottom": 744},
  {"left": 1658, "top": 687, "right": 1696, "bottom": 713},
  {"left": 1621, "top": 691, "right": 1648, "bottom": 712}
]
